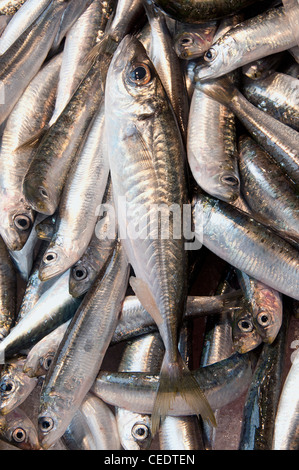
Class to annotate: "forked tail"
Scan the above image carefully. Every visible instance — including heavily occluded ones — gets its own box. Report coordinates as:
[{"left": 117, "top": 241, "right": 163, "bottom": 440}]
[{"left": 151, "top": 352, "right": 217, "bottom": 436}]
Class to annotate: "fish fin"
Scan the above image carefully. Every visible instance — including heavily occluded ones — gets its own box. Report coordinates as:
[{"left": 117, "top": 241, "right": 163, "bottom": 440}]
[
  {"left": 129, "top": 276, "right": 163, "bottom": 327},
  {"left": 151, "top": 353, "right": 216, "bottom": 436},
  {"left": 84, "top": 34, "right": 118, "bottom": 64},
  {"left": 194, "top": 75, "right": 237, "bottom": 106},
  {"left": 15, "top": 126, "right": 49, "bottom": 152}
]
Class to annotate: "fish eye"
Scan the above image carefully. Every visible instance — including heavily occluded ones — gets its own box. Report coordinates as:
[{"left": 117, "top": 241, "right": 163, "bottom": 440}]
[
  {"left": 257, "top": 312, "right": 271, "bottom": 327},
  {"left": 131, "top": 423, "right": 150, "bottom": 441},
  {"left": 237, "top": 319, "right": 253, "bottom": 333},
  {"left": 42, "top": 354, "right": 54, "bottom": 371},
  {"left": 43, "top": 252, "right": 58, "bottom": 264},
  {"left": 38, "top": 416, "right": 54, "bottom": 433},
  {"left": 204, "top": 47, "right": 217, "bottom": 62},
  {"left": 220, "top": 174, "right": 239, "bottom": 187},
  {"left": 72, "top": 266, "right": 88, "bottom": 281},
  {"left": 39, "top": 187, "right": 49, "bottom": 199},
  {"left": 12, "top": 427, "right": 26, "bottom": 443},
  {"left": 129, "top": 63, "right": 151, "bottom": 85},
  {"left": 0, "top": 380, "right": 15, "bottom": 394},
  {"left": 13, "top": 214, "right": 31, "bottom": 231}
]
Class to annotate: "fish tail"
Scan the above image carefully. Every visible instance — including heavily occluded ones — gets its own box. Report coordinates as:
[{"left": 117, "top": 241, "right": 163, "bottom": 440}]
[{"left": 151, "top": 352, "right": 216, "bottom": 436}]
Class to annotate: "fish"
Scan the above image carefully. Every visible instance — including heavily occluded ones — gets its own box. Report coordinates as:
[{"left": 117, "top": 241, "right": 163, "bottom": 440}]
[
  {"left": 23, "top": 321, "right": 70, "bottom": 378},
  {"left": 173, "top": 21, "right": 218, "bottom": 60},
  {"left": 187, "top": 79, "right": 240, "bottom": 203},
  {"left": 0, "top": 356, "right": 38, "bottom": 415},
  {"left": 0, "top": 407, "right": 41, "bottom": 450},
  {"left": 37, "top": 241, "right": 130, "bottom": 449},
  {"left": 35, "top": 214, "right": 56, "bottom": 241},
  {"left": 0, "top": 235, "right": 16, "bottom": 340},
  {"left": 0, "top": 50, "right": 62, "bottom": 251},
  {"left": 91, "top": 351, "right": 257, "bottom": 416},
  {"left": 105, "top": 34, "right": 215, "bottom": 433},
  {"left": 143, "top": 0, "right": 190, "bottom": 141},
  {"left": 242, "top": 72, "right": 299, "bottom": 132},
  {"left": 116, "top": 333, "right": 164, "bottom": 450},
  {"left": 194, "top": 7, "right": 297, "bottom": 81},
  {"left": 152, "top": 0, "right": 257, "bottom": 23},
  {"left": 238, "top": 136, "right": 299, "bottom": 245},
  {"left": 49, "top": 0, "right": 114, "bottom": 126},
  {"left": 0, "top": 0, "right": 51, "bottom": 56},
  {"left": 62, "top": 393, "right": 121, "bottom": 450},
  {"left": 239, "top": 306, "right": 290, "bottom": 450},
  {"left": 0, "top": 269, "right": 81, "bottom": 361},
  {"left": 38, "top": 101, "right": 109, "bottom": 282},
  {"left": 68, "top": 176, "right": 117, "bottom": 298},
  {"left": 192, "top": 191, "right": 299, "bottom": 301},
  {"left": 241, "top": 52, "right": 286, "bottom": 80},
  {"left": 0, "top": 0, "right": 67, "bottom": 127},
  {"left": 194, "top": 75, "right": 299, "bottom": 186}
]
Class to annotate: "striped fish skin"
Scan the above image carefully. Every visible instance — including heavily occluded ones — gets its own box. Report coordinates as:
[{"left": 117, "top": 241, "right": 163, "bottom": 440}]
[
  {"left": 242, "top": 72, "right": 299, "bottom": 132},
  {"left": 192, "top": 191, "right": 299, "bottom": 302},
  {"left": 37, "top": 242, "right": 130, "bottom": 449},
  {"left": 0, "top": 49, "right": 62, "bottom": 252}
]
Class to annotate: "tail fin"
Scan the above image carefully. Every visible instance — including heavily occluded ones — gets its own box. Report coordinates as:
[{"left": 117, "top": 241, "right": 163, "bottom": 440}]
[{"left": 151, "top": 353, "right": 216, "bottom": 436}]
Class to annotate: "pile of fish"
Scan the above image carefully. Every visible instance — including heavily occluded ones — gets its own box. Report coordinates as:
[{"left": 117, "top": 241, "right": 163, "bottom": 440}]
[{"left": 0, "top": 0, "right": 298, "bottom": 451}]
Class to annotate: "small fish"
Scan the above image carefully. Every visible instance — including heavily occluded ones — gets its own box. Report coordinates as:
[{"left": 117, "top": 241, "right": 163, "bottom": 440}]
[
  {"left": 0, "top": 0, "right": 26, "bottom": 16},
  {"left": 0, "top": 407, "right": 41, "bottom": 450},
  {"left": 35, "top": 214, "right": 56, "bottom": 241},
  {"left": 194, "top": 7, "right": 297, "bottom": 81},
  {"left": 0, "top": 235, "right": 16, "bottom": 340},
  {"left": 0, "top": 356, "right": 38, "bottom": 415},
  {"left": 174, "top": 21, "right": 218, "bottom": 60},
  {"left": 242, "top": 53, "right": 285, "bottom": 80}
]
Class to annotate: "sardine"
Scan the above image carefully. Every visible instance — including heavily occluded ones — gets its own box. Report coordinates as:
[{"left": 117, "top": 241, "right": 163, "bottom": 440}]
[
  {"left": 239, "top": 307, "right": 290, "bottom": 450},
  {"left": 0, "top": 0, "right": 51, "bottom": 56},
  {"left": 0, "top": 356, "right": 38, "bottom": 414},
  {"left": 194, "top": 75, "right": 299, "bottom": 186},
  {"left": 0, "top": 0, "right": 66, "bottom": 126},
  {"left": 23, "top": 321, "right": 70, "bottom": 378},
  {"left": 0, "top": 407, "right": 40, "bottom": 450},
  {"left": 105, "top": 34, "right": 215, "bottom": 433},
  {"left": 143, "top": 0, "right": 189, "bottom": 141},
  {"left": 116, "top": 333, "right": 164, "bottom": 450},
  {"left": 195, "top": 7, "right": 297, "bottom": 81},
  {"left": 192, "top": 191, "right": 299, "bottom": 301},
  {"left": 0, "top": 269, "right": 81, "bottom": 362},
  {"left": 0, "top": 0, "right": 26, "bottom": 16},
  {"left": 0, "top": 52, "right": 62, "bottom": 251},
  {"left": 38, "top": 101, "right": 109, "bottom": 281},
  {"left": 35, "top": 214, "right": 56, "bottom": 241},
  {"left": 68, "top": 176, "right": 117, "bottom": 298},
  {"left": 242, "top": 53, "right": 286, "bottom": 80},
  {"left": 174, "top": 21, "right": 218, "bottom": 60},
  {"left": 37, "top": 241, "right": 130, "bottom": 449},
  {"left": 91, "top": 351, "right": 257, "bottom": 415},
  {"left": 242, "top": 72, "right": 299, "bottom": 131},
  {"left": 238, "top": 136, "right": 299, "bottom": 245},
  {"left": 0, "top": 235, "right": 16, "bottom": 340},
  {"left": 187, "top": 82, "right": 240, "bottom": 203}
]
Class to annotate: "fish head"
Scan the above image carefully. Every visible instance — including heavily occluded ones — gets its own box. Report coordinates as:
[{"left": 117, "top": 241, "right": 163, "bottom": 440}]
[
  {"left": 39, "top": 243, "right": 72, "bottom": 281},
  {"left": 38, "top": 393, "right": 72, "bottom": 449},
  {"left": 23, "top": 173, "right": 57, "bottom": 216},
  {"left": 23, "top": 350, "right": 56, "bottom": 378},
  {"left": 194, "top": 35, "right": 240, "bottom": 81},
  {"left": 232, "top": 308, "right": 263, "bottom": 354},
  {"left": 0, "top": 357, "right": 38, "bottom": 414},
  {"left": 35, "top": 214, "right": 56, "bottom": 241},
  {"left": 252, "top": 287, "right": 283, "bottom": 344},
  {"left": 69, "top": 260, "right": 94, "bottom": 297},
  {"left": 174, "top": 23, "right": 218, "bottom": 60},
  {"left": 0, "top": 198, "right": 35, "bottom": 251},
  {"left": 4, "top": 409, "right": 41, "bottom": 450},
  {"left": 116, "top": 408, "right": 152, "bottom": 450},
  {"left": 106, "top": 35, "right": 165, "bottom": 120}
]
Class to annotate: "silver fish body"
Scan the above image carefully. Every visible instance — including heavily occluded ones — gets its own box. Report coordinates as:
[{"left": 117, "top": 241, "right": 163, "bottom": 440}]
[
  {"left": 37, "top": 241, "right": 129, "bottom": 449},
  {"left": 0, "top": 407, "right": 40, "bottom": 450},
  {"left": 0, "top": 0, "right": 26, "bottom": 16},
  {"left": 0, "top": 235, "right": 16, "bottom": 340}
]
